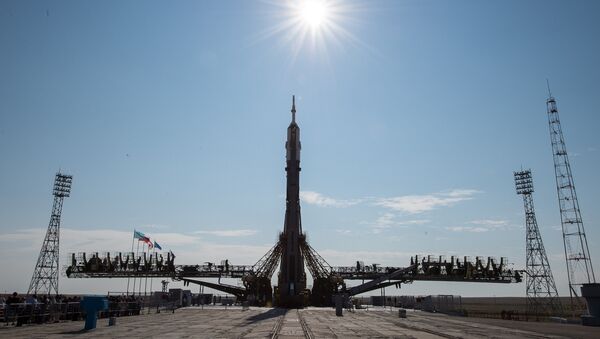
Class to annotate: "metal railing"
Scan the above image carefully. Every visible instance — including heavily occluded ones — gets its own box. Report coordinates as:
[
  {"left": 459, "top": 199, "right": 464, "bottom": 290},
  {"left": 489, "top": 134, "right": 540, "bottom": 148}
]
[{"left": 1, "top": 299, "right": 177, "bottom": 327}]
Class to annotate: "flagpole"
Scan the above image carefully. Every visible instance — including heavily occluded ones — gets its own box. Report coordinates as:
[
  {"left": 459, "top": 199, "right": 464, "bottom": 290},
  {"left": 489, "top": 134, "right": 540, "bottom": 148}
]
[
  {"left": 149, "top": 244, "right": 156, "bottom": 294},
  {"left": 126, "top": 229, "right": 135, "bottom": 296},
  {"left": 144, "top": 242, "right": 149, "bottom": 297},
  {"left": 139, "top": 242, "right": 145, "bottom": 296},
  {"left": 133, "top": 239, "right": 140, "bottom": 296}
]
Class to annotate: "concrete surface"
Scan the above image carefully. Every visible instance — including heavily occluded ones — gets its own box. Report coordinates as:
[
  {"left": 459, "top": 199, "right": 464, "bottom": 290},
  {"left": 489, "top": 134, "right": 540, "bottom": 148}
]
[{"left": 2, "top": 307, "right": 600, "bottom": 338}]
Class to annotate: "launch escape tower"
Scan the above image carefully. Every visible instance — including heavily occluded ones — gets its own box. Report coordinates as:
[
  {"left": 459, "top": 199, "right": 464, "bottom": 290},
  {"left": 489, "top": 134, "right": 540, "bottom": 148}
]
[
  {"left": 546, "top": 90, "right": 596, "bottom": 312},
  {"left": 514, "top": 169, "right": 562, "bottom": 318},
  {"left": 28, "top": 172, "right": 73, "bottom": 296}
]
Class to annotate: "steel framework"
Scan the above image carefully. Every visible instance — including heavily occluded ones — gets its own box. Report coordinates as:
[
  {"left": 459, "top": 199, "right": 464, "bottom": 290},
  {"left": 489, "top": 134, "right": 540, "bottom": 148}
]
[
  {"left": 64, "top": 97, "right": 523, "bottom": 307},
  {"left": 28, "top": 173, "right": 73, "bottom": 296},
  {"left": 546, "top": 91, "right": 596, "bottom": 312},
  {"left": 514, "top": 169, "right": 562, "bottom": 317}
]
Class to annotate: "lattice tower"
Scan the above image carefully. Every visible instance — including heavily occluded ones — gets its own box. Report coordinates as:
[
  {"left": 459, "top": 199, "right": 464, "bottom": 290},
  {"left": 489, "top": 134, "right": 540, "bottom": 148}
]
[
  {"left": 515, "top": 169, "right": 562, "bottom": 317},
  {"left": 546, "top": 91, "right": 595, "bottom": 312},
  {"left": 28, "top": 173, "right": 73, "bottom": 296}
]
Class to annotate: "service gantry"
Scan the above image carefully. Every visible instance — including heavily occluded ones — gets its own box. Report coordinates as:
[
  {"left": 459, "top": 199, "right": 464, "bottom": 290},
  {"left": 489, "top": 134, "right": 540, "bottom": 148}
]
[{"left": 66, "top": 97, "right": 522, "bottom": 307}]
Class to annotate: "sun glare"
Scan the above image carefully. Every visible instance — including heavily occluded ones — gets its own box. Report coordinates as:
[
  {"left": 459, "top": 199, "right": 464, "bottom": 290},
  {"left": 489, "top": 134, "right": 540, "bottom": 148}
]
[
  {"left": 258, "top": 0, "right": 364, "bottom": 62},
  {"left": 299, "top": 0, "right": 329, "bottom": 29}
]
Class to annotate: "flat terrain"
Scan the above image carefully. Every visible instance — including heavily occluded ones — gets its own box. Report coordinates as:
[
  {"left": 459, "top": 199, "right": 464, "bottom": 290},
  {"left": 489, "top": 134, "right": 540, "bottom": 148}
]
[{"left": 1, "top": 307, "right": 599, "bottom": 338}]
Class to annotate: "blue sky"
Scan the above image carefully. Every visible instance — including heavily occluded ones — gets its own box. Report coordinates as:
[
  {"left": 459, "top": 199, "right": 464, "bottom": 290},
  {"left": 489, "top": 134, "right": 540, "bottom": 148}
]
[{"left": 0, "top": 0, "right": 599, "bottom": 297}]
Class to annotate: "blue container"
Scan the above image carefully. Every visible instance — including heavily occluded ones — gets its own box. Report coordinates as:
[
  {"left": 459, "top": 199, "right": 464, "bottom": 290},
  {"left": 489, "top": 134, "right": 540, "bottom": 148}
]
[{"left": 80, "top": 296, "right": 108, "bottom": 330}]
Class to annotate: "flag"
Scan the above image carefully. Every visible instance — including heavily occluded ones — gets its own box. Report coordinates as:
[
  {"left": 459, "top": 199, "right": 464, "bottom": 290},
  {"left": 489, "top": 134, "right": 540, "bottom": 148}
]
[
  {"left": 134, "top": 230, "right": 145, "bottom": 239},
  {"left": 153, "top": 241, "right": 162, "bottom": 250},
  {"left": 139, "top": 236, "right": 153, "bottom": 248}
]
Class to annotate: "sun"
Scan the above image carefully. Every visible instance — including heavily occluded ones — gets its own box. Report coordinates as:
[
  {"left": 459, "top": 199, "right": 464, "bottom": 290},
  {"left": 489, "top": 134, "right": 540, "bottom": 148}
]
[
  {"left": 257, "top": 0, "right": 364, "bottom": 61},
  {"left": 298, "top": 0, "right": 329, "bottom": 30}
]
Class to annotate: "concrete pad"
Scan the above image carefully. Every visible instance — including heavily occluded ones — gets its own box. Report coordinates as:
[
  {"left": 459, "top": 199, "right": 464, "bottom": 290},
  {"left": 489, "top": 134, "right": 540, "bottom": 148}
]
[{"left": 1, "top": 307, "right": 600, "bottom": 338}]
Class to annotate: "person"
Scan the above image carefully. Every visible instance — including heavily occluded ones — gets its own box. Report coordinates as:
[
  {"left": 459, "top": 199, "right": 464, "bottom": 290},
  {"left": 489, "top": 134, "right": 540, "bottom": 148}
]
[
  {"left": 6, "top": 292, "right": 21, "bottom": 325},
  {"left": 25, "top": 294, "right": 38, "bottom": 305}
]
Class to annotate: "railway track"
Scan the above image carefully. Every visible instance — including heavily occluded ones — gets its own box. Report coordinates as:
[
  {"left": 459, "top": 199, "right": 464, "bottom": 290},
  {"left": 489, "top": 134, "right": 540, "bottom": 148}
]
[
  {"left": 270, "top": 309, "right": 313, "bottom": 339},
  {"left": 269, "top": 311, "right": 285, "bottom": 339},
  {"left": 296, "top": 309, "right": 314, "bottom": 339}
]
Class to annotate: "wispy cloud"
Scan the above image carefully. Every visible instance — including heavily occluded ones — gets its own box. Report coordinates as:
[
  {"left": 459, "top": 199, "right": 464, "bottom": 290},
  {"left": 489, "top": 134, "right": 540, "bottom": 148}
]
[
  {"left": 469, "top": 219, "right": 508, "bottom": 226},
  {"left": 138, "top": 224, "right": 171, "bottom": 230},
  {"left": 446, "top": 219, "right": 515, "bottom": 233},
  {"left": 0, "top": 228, "right": 203, "bottom": 250},
  {"left": 194, "top": 229, "right": 257, "bottom": 237},
  {"left": 300, "top": 191, "right": 361, "bottom": 208},
  {"left": 374, "top": 189, "right": 480, "bottom": 214},
  {"left": 445, "top": 226, "right": 489, "bottom": 233},
  {"left": 363, "top": 213, "right": 430, "bottom": 234},
  {"left": 369, "top": 213, "right": 396, "bottom": 234},
  {"left": 335, "top": 229, "right": 354, "bottom": 235}
]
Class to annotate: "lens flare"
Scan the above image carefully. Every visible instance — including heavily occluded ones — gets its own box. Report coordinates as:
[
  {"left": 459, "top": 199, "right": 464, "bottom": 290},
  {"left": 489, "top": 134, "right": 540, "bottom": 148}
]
[
  {"left": 299, "top": 0, "right": 329, "bottom": 29},
  {"left": 256, "top": 0, "right": 366, "bottom": 62}
]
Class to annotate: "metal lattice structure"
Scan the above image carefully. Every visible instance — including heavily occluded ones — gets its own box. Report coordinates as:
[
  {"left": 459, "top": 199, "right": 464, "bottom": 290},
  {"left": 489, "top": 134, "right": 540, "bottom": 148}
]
[
  {"left": 514, "top": 169, "right": 562, "bottom": 317},
  {"left": 64, "top": 97, "right": 524, "bottom": 307},
  {"left": 546, "top": 91, "right": 596, "bottom": 311},
  {"left": 28, "top": 173, "right": 73, "bottom": 296}
]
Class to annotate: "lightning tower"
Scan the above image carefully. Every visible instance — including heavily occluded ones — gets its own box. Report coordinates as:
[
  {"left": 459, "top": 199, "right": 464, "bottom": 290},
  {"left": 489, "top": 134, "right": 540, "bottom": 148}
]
[
  {"left": 28, "top": 172, "right": 73, "bottom": 296},
  {"left": 514, "top": 169, "right": 562, "bottom": 318},
  {"left": 546, "top": 87, "right": 596, "bottom": 313}
]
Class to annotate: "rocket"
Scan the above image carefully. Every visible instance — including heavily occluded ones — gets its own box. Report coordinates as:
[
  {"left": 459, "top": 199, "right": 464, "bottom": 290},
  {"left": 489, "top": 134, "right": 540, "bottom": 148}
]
[{"left": 278, "top": 95, "right": 307, "bottom": 306}]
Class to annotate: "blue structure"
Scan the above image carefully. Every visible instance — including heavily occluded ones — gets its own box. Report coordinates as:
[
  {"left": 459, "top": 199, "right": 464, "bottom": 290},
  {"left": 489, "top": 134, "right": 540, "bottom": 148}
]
[{"left": 80, "top": 296, "right": 108, "bottom": 330}]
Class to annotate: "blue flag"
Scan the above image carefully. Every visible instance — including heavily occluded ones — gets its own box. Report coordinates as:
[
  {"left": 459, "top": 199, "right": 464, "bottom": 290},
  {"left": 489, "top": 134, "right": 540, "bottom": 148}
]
[
  {"left": 153, "top": 241, "right": 162, "bottom": 250},
  {"left": 134, "top": 230, "right": 145, "bottom": 239}
]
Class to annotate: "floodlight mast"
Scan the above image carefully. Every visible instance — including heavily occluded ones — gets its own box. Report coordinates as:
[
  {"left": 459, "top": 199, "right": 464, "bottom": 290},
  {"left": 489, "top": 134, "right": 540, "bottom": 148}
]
[
  {"left": 514, "top": 169, "right": 562, "bottom": 318},
  {"left": 28, "top": 173, "right": 73, "bottom": 296}
]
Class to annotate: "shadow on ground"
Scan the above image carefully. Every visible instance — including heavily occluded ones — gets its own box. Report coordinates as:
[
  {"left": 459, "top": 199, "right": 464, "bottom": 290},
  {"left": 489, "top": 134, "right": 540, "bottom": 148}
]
[{"left": 244, "top": 308, "right": 288, "bottom": 324}]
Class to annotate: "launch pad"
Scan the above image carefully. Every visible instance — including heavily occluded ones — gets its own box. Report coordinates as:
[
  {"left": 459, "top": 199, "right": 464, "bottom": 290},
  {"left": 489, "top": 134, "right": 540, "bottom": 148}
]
[
  {"left": 4, "top": 307, "right": 599, "bottom": 339},
  {"left": 66, "top": 97, "right": 521, "bottom": 307}
]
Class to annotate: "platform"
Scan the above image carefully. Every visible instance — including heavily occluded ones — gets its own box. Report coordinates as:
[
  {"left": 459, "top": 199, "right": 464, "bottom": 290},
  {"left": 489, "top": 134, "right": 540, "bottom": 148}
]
[{"left": 1, "top": 307, "right": 599, "bottom": 338}]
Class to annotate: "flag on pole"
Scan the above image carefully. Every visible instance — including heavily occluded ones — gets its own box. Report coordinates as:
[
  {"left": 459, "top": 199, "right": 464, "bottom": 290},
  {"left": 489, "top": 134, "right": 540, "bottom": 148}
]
[
  {"left": 153, "top": 241, "right": 162, "bottom": 250},
  {"left": 139, "top": 236, "right": 153, "bottom": 249},
  {"left": 134, "top": 230, "right": 145, "bottom": 239}
]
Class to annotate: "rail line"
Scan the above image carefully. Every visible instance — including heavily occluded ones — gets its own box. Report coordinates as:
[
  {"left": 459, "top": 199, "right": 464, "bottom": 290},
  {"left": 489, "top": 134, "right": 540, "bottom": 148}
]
[
  {"left": 269, "top": 311, "right": 285, "bottom": 339},
  {"left": 297, "top": 309, "right": 314, "bottom": 339}
]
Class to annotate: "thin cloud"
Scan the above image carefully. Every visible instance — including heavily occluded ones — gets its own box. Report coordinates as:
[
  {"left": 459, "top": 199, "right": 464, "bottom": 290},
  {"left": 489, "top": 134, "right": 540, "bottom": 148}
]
[
  {"left": 445, "top": 226, "right": 489, "bottom": 233},
  {"left": 138, "top": 224, "right": 171, "bottom": 230},
  {"left": 300, "top": 191, "right": 361, "bottom": 208},
  {"left": 0, "top": 228, "right": 202, "bottom": 251},
  {"left": 469, "top": 219, "right": 508, "bottom": 226},
  {"left": 446, "top": 219, "right": 516, "bottom": 233},
  {"left": 364, "top": 213, "right": 430, "bottom": 234},
  {"left": 194, "top": 229, "right": 257, "bottom": 237},
  {"left": 374, "top": 189, "right": 480, "bottom": 214}
]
